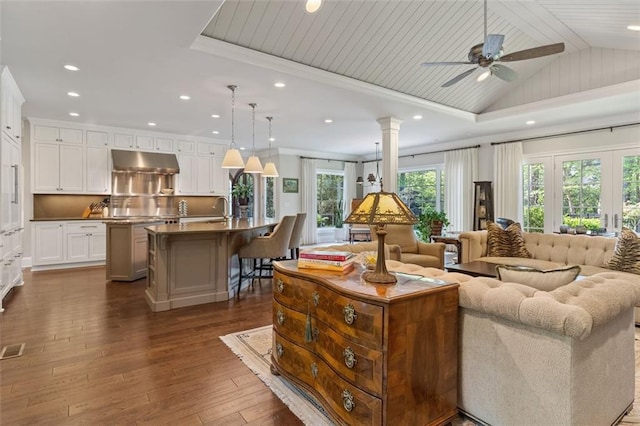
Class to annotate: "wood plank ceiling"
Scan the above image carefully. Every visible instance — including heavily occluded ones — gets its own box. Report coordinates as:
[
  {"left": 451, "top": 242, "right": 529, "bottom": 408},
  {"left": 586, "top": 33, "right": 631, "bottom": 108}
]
[{"left": 201, "top": 0, "right": 640, "bottom": 114}]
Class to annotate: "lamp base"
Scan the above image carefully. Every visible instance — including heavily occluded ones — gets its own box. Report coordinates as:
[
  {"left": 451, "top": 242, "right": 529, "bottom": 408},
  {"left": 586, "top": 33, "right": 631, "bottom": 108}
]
[{"left": 362, "top": 270, "right": 397, "bottom": 284}]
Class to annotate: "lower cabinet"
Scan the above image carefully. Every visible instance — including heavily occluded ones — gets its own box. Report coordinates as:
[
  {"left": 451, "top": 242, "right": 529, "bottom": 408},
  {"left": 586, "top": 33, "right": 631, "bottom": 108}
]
[
  {"left": 32, "top": 221, "right": 106, "bottom": 268},
  {"left": 1, "top": 227, "right": 23, "bottom": 311},
  {"left": 106, "top": 222, "right": 161, "bottom": 281}
]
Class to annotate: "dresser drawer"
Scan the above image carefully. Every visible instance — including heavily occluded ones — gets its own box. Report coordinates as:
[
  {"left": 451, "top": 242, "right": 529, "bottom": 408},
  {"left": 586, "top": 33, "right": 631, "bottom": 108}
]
[
  {"left": 274, "top": 271, "right": 384, "bottom": 349},
  {"left": 273, "top": 330, "right": 382, "bottom": 426},
  {"left": 273, "top": 299, "right": 384, "bottom": 396}
]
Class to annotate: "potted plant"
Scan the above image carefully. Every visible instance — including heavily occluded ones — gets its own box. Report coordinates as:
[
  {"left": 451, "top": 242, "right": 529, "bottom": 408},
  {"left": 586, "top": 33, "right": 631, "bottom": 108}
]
[
  {"left": 231, "top": 182, "right": 253, "bottom": 218},
  {"left": 416, "top": 205, "right": 450, "bottom": 241}
]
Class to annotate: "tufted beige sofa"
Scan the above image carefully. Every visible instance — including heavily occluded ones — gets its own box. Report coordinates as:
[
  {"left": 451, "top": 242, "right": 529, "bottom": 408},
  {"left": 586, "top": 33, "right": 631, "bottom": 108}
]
[
  {"left": 386, "top": 261, "right": 640, "bottom": 426},
  {"left": 458, "top": 230, "right": 640, "bottom": 322}
]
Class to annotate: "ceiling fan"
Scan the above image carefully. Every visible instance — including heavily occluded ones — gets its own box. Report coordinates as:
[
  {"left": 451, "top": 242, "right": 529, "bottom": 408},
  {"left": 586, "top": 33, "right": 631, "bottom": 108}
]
[{"left": 421, "top": 0, "right": 565, "bottom": 87}]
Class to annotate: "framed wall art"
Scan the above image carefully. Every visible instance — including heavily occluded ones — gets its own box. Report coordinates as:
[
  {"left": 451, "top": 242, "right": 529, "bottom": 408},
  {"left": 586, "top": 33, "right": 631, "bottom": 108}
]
[{"left": 283, "top": 178, "right": 299, "bottom": 193}]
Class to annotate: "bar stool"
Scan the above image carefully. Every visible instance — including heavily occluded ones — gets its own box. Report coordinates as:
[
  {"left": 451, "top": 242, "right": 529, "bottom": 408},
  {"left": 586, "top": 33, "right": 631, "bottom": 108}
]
[
  {"left": 236, "top": 215, "right": 296, "bottom": 299},
  {"left": 288, "top": 213, "right": 307, "bottom": 259}
]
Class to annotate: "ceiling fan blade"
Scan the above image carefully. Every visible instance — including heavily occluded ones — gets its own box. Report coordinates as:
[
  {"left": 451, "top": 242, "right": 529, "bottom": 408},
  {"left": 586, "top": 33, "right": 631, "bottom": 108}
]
[
  {"left": 491, "top": 64, "right": 517, "bottom": 82},
  {"left": 421, "top": 61, "right": 474, "bottom": 67},
  {"left": 482, "top": 34, "right": 504, "bottom": 59},
  {"left": 500, "top": 42, "right": 565, "bottom": 62},
  {"left": 441, "top": 68, "right": 476, "bottom": 87}
]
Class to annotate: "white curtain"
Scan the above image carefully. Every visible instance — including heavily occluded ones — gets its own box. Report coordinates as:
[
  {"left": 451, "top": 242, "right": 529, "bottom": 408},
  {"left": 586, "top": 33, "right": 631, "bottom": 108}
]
[
  {"left": 444, "top": 147, "right": 478, "bottom": 232},
  {"left": 493, "top": 142, "right": 523, "bottom": 223},
  {"left": 300, "top": 158, "right": 317, "bottom": 245},
  {"left": 343, "top": 162, "right": 357, "bottom": 215}
]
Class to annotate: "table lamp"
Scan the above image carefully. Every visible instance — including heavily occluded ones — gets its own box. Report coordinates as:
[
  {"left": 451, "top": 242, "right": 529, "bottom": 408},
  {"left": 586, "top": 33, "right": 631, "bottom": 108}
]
[{"left": 344, "top": 185, "right": 417, "bottom": 284}]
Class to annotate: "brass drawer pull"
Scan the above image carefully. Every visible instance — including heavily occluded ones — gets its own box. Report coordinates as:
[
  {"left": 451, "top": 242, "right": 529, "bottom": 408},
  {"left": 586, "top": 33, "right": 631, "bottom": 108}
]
[
  {"left": 276, "top": 278, "right": 284, "bottom": 293},
  {"left": 343, "top": 347, "right": 357, "bottom": 369},
  {"left": 276, "top": 309, "right": 285, "bottom": 325},
  {"left": 342, "top": 389, "right": 355, "bottom": 412},
  {"left": 312, "top": 291, "right": 320, "bottom": 306},
  {"left": 311, "top": 362, "right": 318, "bottom": 378},
  {"left": 276, "top": 343, "right": 284, "bottom": 358},
  {"left": 343, "top": 304, "right": 357, "bottom": 325}
]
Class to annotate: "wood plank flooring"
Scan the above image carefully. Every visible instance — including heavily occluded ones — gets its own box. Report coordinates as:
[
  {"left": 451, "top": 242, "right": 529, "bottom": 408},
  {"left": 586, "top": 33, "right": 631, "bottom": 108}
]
[{"left": 0, "top": 267, "right": 302, "bottom": 425}]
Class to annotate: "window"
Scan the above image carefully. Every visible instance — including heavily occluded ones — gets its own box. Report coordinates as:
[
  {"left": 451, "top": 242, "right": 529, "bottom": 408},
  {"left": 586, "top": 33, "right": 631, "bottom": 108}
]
[
  {"left": 397, "top": 168, "right": 444, "bottom": 217},
  {"left": 522, "top": 162, "right": 545, "bottom": 233},
  {"left": 264, "top": 177, "right": 275, "bottom": 219},
  {"left": 316, "top": 171, "right": 344, "bottom": 228},
  {"left": 622, "top": 155, "right": 640, "bottom": 232}
]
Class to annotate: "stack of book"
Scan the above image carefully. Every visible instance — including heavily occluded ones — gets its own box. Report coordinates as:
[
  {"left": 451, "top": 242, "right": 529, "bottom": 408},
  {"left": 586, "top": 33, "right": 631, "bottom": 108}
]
[{"left": 298, "top": 250, "right": 356, "bottom": 273}]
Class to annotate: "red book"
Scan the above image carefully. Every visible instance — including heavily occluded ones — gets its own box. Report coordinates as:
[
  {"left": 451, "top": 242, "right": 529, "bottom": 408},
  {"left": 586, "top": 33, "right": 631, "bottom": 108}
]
[{"left": 299, "top": 250, "right": 354, "bottom": 261}]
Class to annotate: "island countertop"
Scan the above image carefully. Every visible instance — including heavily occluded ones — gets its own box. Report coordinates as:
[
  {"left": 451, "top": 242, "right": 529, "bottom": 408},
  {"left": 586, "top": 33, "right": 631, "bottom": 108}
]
[{"left": 145, "top": 218, "right": 278, "bottom": 235}]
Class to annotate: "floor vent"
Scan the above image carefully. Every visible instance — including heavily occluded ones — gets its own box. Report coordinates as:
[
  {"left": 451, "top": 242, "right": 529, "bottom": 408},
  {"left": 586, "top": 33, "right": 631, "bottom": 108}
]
[{"left": 0, "top": 343, "right": 25, "bottom": 360}]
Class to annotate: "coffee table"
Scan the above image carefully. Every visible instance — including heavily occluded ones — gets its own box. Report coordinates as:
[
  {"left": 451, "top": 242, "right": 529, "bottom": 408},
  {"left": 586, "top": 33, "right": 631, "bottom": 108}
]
[{"left": 445, "top": 261, "right": 498, "bottom": 278}]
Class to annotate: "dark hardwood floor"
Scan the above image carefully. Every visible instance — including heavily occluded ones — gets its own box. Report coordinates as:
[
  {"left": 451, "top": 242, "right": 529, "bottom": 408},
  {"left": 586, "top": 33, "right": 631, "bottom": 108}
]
[{"left": 0, "top": 267, "right": 302, "bottom": 425}]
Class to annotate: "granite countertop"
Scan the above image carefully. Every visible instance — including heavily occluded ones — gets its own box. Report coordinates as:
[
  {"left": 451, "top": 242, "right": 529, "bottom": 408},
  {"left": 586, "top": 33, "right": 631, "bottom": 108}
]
[{"left": 145, "top": 218, "right": 278, "bottom": 235}]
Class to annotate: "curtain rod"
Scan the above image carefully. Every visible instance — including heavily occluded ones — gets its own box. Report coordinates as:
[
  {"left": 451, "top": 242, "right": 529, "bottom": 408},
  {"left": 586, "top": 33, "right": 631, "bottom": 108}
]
[
  {"left": 491, "top": 122, "right": 640, "bottom": 146},
  {"left": 361, "top": 144, "right": 481, "bottom": 163},
  {"left": 300, "top": 155, "right": 359, "bottom": 164}
]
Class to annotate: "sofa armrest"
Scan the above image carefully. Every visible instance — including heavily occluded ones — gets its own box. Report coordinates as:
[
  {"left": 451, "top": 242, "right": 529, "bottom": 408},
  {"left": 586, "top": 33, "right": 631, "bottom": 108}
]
[
  {"left": 416, "top": 242, "right": 445, "bottom": 269},
  {"left": 458, "top": 231, "right": 487, "bottom": 263}
]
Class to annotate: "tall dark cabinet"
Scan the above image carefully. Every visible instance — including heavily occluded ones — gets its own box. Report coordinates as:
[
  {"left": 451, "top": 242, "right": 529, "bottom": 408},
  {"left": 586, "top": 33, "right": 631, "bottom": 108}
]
[{"left": 473, "top": 181, "right": 494, "bottom": 231}]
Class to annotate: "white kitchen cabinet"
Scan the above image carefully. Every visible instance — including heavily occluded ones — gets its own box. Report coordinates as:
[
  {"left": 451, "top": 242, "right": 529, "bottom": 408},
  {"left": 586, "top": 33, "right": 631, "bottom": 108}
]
[
  {"left": 135, "top": 135, "right": 154, "bottom": 151},
  {"left": 33, "top": 143, "right": 84, "bottom": 193},
  {"left": 195, "top": 156, "right": 228, "bottom": 196},
  {"left": 1, "top": 68, "right": 24, "bottom": 143},
  {"left": 155, "top": 137, "right": 173, "bottom": 153},
  {"left": 33, "top": 222, "right": 65, "bottom": 265},
  {"left": 65, "top": 222, "right": 106, "bottom": 262},
  {"left": 211, "top": 156, "right": 227, "bottom": 195},
  {"left": 1, "top": 133, "right": 20, "bottom": 231},
  {"left": 177, "top": 139, "right": 195, "bottom": 154},
  {"left": 196, "top": 141, "right": 220, "bottom": 156},
  {"left": 114, "top": 133, "right": 134, "bottom": 149},
  {"left": 176, "top": 154, "right": 195, "bottom": 195},
  {"left": 86, "top": 130, "right": 110, "bottom": 147},
  {"left": 33, "top": 124, "right": 83, "bottom": 144},
  {"left": 85, "top": 146, "right": 110, "bottom": 194}
]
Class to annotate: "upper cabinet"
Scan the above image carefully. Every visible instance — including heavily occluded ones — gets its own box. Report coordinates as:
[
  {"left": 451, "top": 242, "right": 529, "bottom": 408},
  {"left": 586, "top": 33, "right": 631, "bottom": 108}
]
[
  {"left": 1, "top": 68, "right": 25, "bottom": 143},
  {"left": 86, "top": 130, "right": 110, "bottom": 147},
  {"left": 114, "top": 133, "right": 173, "bottom": 152},
  {"left": 34, "top": 124, "right": 83, "bottom": 144}
]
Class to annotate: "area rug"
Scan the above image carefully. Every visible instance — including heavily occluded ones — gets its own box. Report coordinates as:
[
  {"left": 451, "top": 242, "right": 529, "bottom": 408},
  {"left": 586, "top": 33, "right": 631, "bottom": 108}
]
[{"left": 222, "top": 325, "right": 640, "bottom": 425}]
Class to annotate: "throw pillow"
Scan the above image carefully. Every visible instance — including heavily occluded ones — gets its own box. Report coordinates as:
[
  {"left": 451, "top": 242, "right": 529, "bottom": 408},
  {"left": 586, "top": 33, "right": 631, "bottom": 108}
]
[
  {"left": 496, "top": 264, "right": 582, "bottom": 291},
  {"left": 486, "top": 221, "right": 531, "bottom": 258},
  {"left": 607, "top": 228, "right": 640, "bottom": 275}
]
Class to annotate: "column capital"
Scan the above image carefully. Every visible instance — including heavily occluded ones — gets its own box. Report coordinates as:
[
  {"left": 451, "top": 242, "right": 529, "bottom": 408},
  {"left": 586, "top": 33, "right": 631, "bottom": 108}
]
[{"left": 376, "top": 117, "right": 403, "bottom": 131}]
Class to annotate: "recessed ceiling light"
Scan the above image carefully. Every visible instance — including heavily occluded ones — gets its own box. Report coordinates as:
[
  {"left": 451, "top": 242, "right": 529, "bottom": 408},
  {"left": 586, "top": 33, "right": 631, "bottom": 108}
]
[
  {"left": 211, "top": 114, "right": 220, "bottom": 118},
  {"left": 526, "top": 120, "right": 536, "bottom": 125},
  {"left": 64, "top": 65, "right": 79, "bottom": 71},
  {"left": 413, "top": 115, "right": 422, "bottom": 120},
  {"left": 147, "top": 122, "right": 156, "bottom": 127},
  {"left": 269, "top": 137, "right": 275, "bottom": 142},
  {"left": 274, "top": 82, "right": 286, "bottom": 88},
  {"left": 324, "top": 118, "right": 333, "bottom": 123},
  {"left": 69, "top": 112, "right": 79, "bottom": 117},
  {"left": 477, "top": 70, "right": 490, "bottom": 82},
  {"left": 179, "top": 95, "right": 190, "bottom": 100},
  {"left": 239, "top": 147, "right": 246, "bottom": 150},
  {"left": 212, "top": 131, "right": 220, "bottom": 134},
  {"left": 67, "top": 91, "right": 79, "bottom": 97},
  {"left": 627, "top": 25, "right": 640, "bottom": 31},
  {"left": 305, "top": 0, "right": 322, "bottom": 13}
]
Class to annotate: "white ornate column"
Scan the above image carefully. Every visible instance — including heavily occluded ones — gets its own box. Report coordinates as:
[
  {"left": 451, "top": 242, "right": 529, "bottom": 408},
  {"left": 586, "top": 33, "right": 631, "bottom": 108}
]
[{"left": 376, "top": 117, "right": 402, "bottom": 193}]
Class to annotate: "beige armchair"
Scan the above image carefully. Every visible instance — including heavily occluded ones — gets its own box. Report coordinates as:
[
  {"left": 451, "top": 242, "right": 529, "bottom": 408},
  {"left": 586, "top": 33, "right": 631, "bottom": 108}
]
[
  {"left": 287, "top": 213, "right": 307, "bottom": 259},
  {"left": 370, "top": 224, "right": 445, "bottom": 268}
]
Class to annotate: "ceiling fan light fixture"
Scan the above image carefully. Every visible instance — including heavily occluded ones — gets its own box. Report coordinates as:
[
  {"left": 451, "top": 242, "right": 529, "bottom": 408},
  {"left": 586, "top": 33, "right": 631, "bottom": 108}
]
[
  {"left": 305, "top": 0, "right": 322, "bottom": 13},
  {"left": 477, "top": 70, "right": 490, "bottom": 82}
]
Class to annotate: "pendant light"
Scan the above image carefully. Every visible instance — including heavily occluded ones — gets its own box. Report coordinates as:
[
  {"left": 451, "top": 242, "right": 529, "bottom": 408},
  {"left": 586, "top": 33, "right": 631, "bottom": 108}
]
[
  {"left": 222, "top": 85, "right": 245, "bottom": 169},
  {"left": 262, "top": 116, "right": 279, "bottom": 177},
  {"left": 244, "top": 103, "right": 264, "bottom": 174}
]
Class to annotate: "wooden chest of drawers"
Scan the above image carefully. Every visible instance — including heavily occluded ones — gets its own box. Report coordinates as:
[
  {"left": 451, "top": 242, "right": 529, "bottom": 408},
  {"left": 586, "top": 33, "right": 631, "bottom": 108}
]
[{"left": 271, "top": 260, "right": 459, "bottom": 426}]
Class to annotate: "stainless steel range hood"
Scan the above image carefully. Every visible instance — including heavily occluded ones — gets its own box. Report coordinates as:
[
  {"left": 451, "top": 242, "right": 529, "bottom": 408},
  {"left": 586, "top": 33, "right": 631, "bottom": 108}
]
[{"left": 111, "top": 149, "right": 180, "bottom": 174}]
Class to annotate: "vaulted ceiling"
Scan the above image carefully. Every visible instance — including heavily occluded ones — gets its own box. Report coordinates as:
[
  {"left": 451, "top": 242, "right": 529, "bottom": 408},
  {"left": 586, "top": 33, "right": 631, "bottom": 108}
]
[{"left": 2, "top": 1, "right": 639, "bottom": 157}]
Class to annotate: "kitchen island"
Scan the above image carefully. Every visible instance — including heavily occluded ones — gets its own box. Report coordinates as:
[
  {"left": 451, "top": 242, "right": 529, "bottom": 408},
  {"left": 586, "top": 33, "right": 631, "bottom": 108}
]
[{"left": 144, "top": 218, "right": 277, "bottom": 312}]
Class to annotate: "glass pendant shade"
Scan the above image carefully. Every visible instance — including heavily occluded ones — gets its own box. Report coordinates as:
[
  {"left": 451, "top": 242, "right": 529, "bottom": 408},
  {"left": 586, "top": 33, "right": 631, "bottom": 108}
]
[
  {"left": 222, "top": 85, "right": 245, "bottom": 169},
  {"left": 244, "top": 155, "right": 264, "bottom": 174},
  {"left": 222, "top": 148, "right": 245, "bottom": 169},
  {"left": 262, "top": 161, "right": 279, "bottom": 177}
]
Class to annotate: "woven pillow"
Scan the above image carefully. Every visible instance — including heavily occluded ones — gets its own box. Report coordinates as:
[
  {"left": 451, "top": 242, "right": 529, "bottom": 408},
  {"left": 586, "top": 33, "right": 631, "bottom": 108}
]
[
  {"left": 486, "top": 221, "right": 531, "bottom": 258},
  {"left": 607, "top": 228, "right": 640, "bottom": 275},
  {"left": 496, "top": 264, "right": 581, "bottom": 291}
]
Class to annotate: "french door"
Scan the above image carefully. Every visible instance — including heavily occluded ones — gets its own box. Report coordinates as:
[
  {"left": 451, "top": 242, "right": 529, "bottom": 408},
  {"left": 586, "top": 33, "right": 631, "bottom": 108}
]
[{"left": 553, "top": 148, "right": 640, "bottom": 234}]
